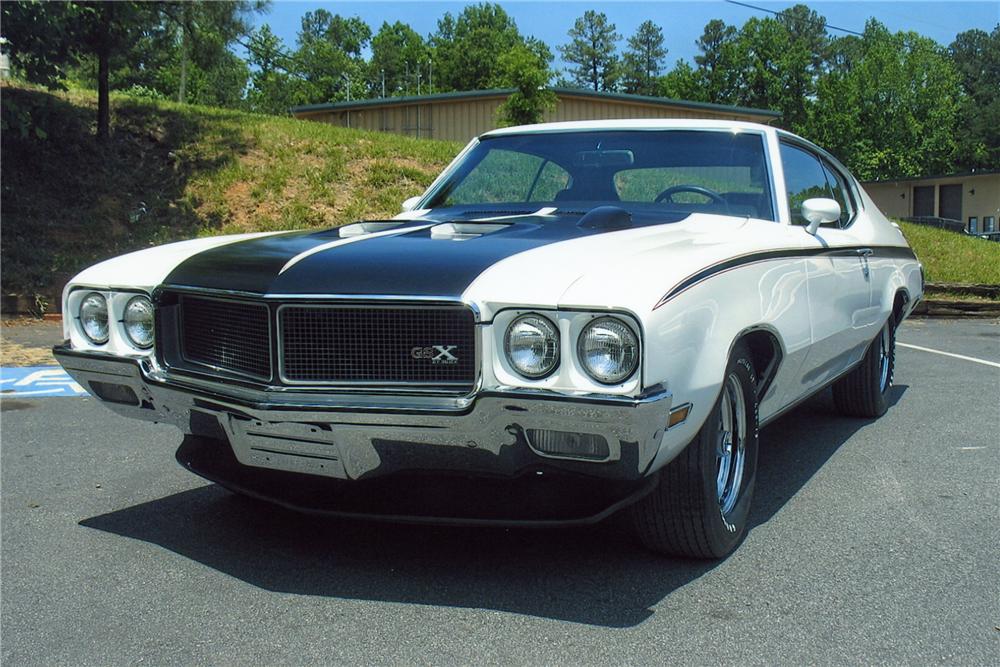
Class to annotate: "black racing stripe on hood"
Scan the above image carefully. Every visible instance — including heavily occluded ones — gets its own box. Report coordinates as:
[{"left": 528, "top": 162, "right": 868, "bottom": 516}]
[{"left": 163, "top": 213, "right": 685, "bottom": 297}]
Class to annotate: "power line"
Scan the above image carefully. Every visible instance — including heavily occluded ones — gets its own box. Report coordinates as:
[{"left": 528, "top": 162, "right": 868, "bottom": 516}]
[{"left": 724, "top": 0, "right": 865, "bottom": 36}]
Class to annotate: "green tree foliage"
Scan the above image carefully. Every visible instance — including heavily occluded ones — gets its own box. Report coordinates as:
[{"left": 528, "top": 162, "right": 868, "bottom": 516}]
[
  {"left": 950, "top": 26, "right": 1000, "bottom": 170},
  {"left": 1, "top": 0, "right": 264, "bottom": 137},
  {"left": 656, "top": 60, "right": 705, "bottom": 101},
  {"left": 493, "top": 44, "right": 557, "bottom": 126},
  {"left": 299, "top": 10, "right": 370, "bottom": 57},
  {"left": 158, "top": 1, "right": 263, "bottom": 104},
  {"left": 559, "top": 10, "right": 621, "bottom": 92},
  {"left": 69, "top": 2, "right": 259, "bottom": 109},
  {"left": 690, "top": 6, "right": 827, "bottom": 130},
  {"left": 2, "top": 1, "right": 156, "bottom": 140},
  {"left": 431, "top": 3, "right": 535, "bottom": 93},
  {"left": 806, "top": 20, "right": 962, "bottom": 180},
  {"left": 292, "top": 10, "right": 370, "bottom": 104},
  {"left": 244, "top": 24, "right": 305, "bottom": 114},
  {"left": 621, "top": 20, "right": 667, "bottom": 95},
  {"left": 369, "top": 21, "right": 430, "bottom": 97},
  {"left": 693, "top": 19, "right": 740, "bottom": 104},
  {"left": 242, "top": 12, "right": 374, "bottom": 113}
]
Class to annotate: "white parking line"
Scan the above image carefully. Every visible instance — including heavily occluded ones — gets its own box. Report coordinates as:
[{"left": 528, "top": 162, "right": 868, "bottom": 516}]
[{"left": 897, "top": 343, "right": 1000, "bottom": 369}]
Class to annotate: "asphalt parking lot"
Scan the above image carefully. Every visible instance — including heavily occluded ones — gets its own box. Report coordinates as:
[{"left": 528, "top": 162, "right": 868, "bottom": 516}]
[{"left": 1, "top": 318, "right": 997, "bottom": 665}]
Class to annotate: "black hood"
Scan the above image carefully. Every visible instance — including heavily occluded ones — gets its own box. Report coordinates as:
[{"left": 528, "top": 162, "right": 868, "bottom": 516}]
[{"left": 163, "top": 210, "right": 685, "bottom": 297}]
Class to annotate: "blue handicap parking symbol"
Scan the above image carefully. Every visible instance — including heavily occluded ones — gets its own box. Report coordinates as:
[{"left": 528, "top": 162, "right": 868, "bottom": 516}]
[{"left": 0, "top": 366, "right": 88, "bottom": 397}]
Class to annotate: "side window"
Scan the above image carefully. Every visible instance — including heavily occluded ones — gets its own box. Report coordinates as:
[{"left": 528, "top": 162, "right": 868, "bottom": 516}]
[
  {"left": 529, "top": 160, "right": 571, "bottom": 201},
  {"left": 445, "top": 150, "right": 568, "bottom": 204},
  {"left": 820, "top": 160, "right": 855, "bottom": 227},
  {"left": 779, "top": 143, "right": 833, "bottom": 226}
]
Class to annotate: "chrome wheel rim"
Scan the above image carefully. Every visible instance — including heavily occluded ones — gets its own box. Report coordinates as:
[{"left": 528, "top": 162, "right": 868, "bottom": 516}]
[
  {"left": 716, "top": 373, "right": 747, "bottom": 517},
  {"left": 878, "top": 320, "right": 891, "bottom": 392}
]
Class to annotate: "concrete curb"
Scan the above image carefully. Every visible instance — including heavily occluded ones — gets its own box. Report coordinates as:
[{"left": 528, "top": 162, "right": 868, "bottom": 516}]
[
  {"left": 912, "top": 299, "right": 1000, "bottom": 319},
  {"left": 925, "top": 282, "right": 1000, "bottom": 299}
]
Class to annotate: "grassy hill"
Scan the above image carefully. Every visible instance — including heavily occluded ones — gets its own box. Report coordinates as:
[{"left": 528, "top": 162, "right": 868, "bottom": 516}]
[
  {"left": 1, "top": 83, "right": 460, "bottom": 301},
  {"left": 897, "top": 221, "right": 1000, "bottom": 286},
  {"left": 2, "top": 83, "right": 997, "bottom": 307}
]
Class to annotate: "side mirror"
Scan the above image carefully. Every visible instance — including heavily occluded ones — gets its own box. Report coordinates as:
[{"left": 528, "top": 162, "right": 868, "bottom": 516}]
[
  {"left": 400, "top": 196, "right": 422, "bottom": 213},
  {"left": 801, "top": 198, "right": 841, "bottom": 235}
]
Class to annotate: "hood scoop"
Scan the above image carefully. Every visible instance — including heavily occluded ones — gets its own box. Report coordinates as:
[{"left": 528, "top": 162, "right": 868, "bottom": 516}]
[
  {"left": 577, "top": 206, "right": 632, "bottom": 230},
  {"left": 339, "top": 221, "right": 405, "bottom": 238},
  {"left": 430, "top": 222, "right": 511, "bottom": 241}
]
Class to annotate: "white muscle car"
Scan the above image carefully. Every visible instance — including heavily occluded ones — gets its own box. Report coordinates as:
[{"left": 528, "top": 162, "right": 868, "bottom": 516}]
[{"left": 54, "top": 120, "right": 923, "bottom": 558}]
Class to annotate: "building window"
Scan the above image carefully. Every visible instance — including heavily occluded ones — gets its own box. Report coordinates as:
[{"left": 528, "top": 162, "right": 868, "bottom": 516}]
[
  {"left": 985, "top": 216, "right": 996, "bottom": 233},
  {"left": 968, "top": 217, "right": 978, "bottom": 233}
]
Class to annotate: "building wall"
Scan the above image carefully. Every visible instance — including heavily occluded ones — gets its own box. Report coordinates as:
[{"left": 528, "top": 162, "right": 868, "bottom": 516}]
[
  {"left": 863, "top": 173, "right": 1000, "bottom": 231},
  {"left": 295, "top": 93, "right": 773, "bottom": 144}
]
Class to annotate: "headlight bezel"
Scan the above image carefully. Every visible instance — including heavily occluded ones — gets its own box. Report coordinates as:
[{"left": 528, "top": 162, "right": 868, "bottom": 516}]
[
  {"left": 122, "top": 295, "right": 155, "bottom": 349},
  {"left": 78, "top": 292, "right": 110, "bottom": 345},
  {"left": 576, "top": 315, "right": 641, "bottom": 385},
  {"left": 68, "top": 288, "right": 156, "bottom": 354},
  {"left": 503, "top": 313, "right": 561, "bottom": 379},
  {"left": 493, "top": 308, "right": 643, "bottom": 393}
]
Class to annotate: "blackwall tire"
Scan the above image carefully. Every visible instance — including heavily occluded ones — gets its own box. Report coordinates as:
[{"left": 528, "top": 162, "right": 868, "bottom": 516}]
[
  {"left": 832, "top": 318, "right": 895, "bottom": 419},
  {"left": 629, "top": 343, "right": 759, "bottom": 559}
]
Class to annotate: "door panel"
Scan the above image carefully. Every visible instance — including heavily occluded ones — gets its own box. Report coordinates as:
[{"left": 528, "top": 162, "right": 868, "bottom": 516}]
[
  {"left": 912, "top": 185, "right": 934, "bottom": 217},
  {"left": 776, "top": 140, "right": 874, "bottom": 395},
  {"left": 938, "top": 184, "right": 962, "bottom": 221},
  {"left": 799, "top": 230, "right": 875, "bottom": 394}
]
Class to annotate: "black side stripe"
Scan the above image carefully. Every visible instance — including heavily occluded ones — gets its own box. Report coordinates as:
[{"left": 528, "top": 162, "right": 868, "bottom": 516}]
[{"left": 653, "top": 245, "right": 918, "bottom": 309}]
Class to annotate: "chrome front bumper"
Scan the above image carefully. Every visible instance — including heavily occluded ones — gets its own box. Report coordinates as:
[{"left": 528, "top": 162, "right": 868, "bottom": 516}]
[{"left": 54, "top": 346, "right": 671, "bottom": 481}]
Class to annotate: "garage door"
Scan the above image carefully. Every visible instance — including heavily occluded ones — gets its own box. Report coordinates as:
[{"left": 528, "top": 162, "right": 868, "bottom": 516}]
[
  {"left": 938, "top": 184, "right": 962, "bottom": 221},
  {"left": 913, "top": 185, "right": 935, "bottom": 217}
]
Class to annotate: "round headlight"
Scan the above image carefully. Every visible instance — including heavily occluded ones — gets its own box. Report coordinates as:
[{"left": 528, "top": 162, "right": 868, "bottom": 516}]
[
  {"left": 123, "top": 295, "right": 154, "bottom": 349},
  {"left": 504, "top": 314, "right": 559, "bottom": 379},
  {"left": 78, "top": 292, "right": 109, "bottom": 344},
  {"left": 577, "top": 317, "right": 639, "bottom": 384}
]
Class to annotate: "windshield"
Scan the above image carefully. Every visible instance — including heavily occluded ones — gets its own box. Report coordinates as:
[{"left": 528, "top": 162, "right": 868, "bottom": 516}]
[{"left": 424, "top": 130, "right": 775, "bottom": 221}]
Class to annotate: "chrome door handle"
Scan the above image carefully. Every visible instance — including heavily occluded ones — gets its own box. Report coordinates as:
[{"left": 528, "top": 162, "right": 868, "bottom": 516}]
[{"left": 857, "top": 248, "right": 872, "bottom": 278}]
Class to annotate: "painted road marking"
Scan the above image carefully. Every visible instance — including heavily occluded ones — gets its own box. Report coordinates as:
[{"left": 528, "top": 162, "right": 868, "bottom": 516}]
[
  {"left": 0, "top": 367, "right": 87, "bottom": 397},
  {"left": 897, "top": 343, "right": 1000, "bottom": 369}
]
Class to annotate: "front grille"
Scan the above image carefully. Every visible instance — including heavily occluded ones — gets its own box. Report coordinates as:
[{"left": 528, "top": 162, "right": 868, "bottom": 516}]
[
  {"left": 179, "top": 296, "right": 271, "bottom": 380},
  {"left": 279, "top": 305, "right": 476, "bottom": 387}
]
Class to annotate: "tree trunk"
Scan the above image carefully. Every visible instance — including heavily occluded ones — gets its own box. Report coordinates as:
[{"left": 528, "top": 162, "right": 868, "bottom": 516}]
[
  {"left": 178, "top": 2, "right": 190, "bottom": 103},
  {"left": 97, "top": 42, "right": 110, "bottom": 140},
  {"left": 96, "top": 3, "right": 112, "bottom": 141},
  {"left": 178, "top": 41, "right": 188, "bottom": 102}
]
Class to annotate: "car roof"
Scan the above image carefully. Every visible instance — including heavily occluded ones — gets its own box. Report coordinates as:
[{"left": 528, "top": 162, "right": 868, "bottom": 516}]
[{"left": 481, "top": 119, "right": 776, "bottom": 138}]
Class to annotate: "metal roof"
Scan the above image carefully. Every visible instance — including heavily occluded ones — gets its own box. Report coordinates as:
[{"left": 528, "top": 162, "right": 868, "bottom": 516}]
[
  {"left": 861, "top": 170, "right": 1000, "bottom": 184},
  {"left": 289, "top": 86, "right": 781, "bottom": 119}
]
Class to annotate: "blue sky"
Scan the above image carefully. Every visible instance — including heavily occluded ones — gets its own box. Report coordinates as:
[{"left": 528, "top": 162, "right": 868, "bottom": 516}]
[{"left": 253, "top": 1, "right": 999, "bottom": 77}]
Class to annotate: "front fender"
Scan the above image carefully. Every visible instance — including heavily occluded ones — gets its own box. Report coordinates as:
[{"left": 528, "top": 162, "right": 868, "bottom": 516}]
[
  {"left": 60, "top": 232, "right": 283, "bottom": 339},
  {"left": 641, "top": 257, "right": 809, "bottom": 472}
]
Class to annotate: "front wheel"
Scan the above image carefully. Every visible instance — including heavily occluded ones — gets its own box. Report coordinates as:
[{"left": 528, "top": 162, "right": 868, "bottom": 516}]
[
  {"left": 629, "top": 344, "right": 759, "bottom": 559},
  {"left": 832, "top": 317, "right": 895, "bottom": 418}
]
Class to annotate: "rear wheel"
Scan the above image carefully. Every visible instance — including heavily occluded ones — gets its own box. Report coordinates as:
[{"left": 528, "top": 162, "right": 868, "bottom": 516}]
[
  {"left": 629, "top": 344, "right": 759, "bottom": 559},
  {"left": 832, "top": 317, "right": 895, "bottom": 418}
]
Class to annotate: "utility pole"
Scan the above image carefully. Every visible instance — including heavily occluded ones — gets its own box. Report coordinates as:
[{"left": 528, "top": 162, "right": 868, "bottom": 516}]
[
  {"left": 417, "top": 69, "right": 422, "bottom": 96},
  {"left": 428, "top": 58, "right": 433, "bottom": 94},
  {"left": 404, "top": 61, "right": 409, "bottom": 95},
  {"left": 380, "top": 69, "right": 385, "bottom": 98}
]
